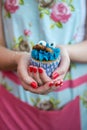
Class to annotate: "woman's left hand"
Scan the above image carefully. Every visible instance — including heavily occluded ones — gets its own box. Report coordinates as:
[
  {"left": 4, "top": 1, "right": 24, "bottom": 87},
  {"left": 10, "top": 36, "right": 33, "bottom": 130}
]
[{"left": 52, "top": 45, "right": 70, "bottom": 83}]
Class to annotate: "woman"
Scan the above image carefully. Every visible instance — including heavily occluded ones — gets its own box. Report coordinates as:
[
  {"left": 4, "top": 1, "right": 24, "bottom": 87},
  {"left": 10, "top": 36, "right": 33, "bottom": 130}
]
[{"left": 0, "top": 0, "right": 87, "bottom": 130}]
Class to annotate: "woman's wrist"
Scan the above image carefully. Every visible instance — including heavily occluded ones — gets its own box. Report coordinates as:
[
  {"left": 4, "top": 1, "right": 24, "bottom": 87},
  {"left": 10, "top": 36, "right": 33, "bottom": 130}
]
[
  {"left": 0, "top": 45, "right": 30, "bottom": 71},
  {"left": 56, "top": 44, "right": 70, "bottom": 63},
  {"left": 56, "top": 44, "right": 70, "bottom": 57},
  {"left": 64, "top": 45, "right": 72, "bottom": 58},
  {"left": 14, "top": 51, "right": 29, "bottom": 65}
]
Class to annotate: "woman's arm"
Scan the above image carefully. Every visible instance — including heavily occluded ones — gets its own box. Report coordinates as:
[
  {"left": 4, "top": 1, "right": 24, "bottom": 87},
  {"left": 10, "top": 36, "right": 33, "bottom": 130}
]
[
  {"left": 0, "top": 3, "right": 24, "bottom": 70},
  {"left": 66, "top": 41, "right": 87, "bottom": 63},
  {"left": 0, "top": 1, "right": 24, "bottom": 70},
  {"left": 0, "top": 0, "right": 5, "bottom": 46},
  {"left": 0, "top": 46, "right": 24, "bottom": 70}
]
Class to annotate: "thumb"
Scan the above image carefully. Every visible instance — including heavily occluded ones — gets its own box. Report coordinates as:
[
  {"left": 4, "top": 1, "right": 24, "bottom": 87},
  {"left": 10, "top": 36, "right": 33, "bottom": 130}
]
[{"left": 52, "top": 57, "right": 70, "bottom": 80}]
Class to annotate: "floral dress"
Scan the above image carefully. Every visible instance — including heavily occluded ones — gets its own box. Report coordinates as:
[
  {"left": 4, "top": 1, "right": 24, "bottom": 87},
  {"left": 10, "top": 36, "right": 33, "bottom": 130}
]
[{"left": 0, "top": 0, "right": 87, "bottom": 130}]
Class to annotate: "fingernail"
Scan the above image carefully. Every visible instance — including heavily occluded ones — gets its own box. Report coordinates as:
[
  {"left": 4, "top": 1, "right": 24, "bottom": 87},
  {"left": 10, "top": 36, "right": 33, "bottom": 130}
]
[
  {"left": 60, "top": 80, "right": 63, "bottom": 86},
  {"left": 33, "top": 67, "right": 37, "bottom": 73},
  {"left": 52, "top": 72, "right": 59, "bottom": 79},
  {"left": 49, "top": 82, "right": 54, "bottom": 87},
  {"left": 38, "top": 68, "right": 43, "bottom": 73},
  {"left": 55, "top": 80, "right": 60, "bottom": 87},
  {"left": 55, "top": 80, "right": 63, "bottom": 87},
  {"left": 30, "top": 82, "right": 37, "bottom": 88},
  {"left": 55, "top": 83, "right": 60, "bottom": 87},
  {"left": 29, "top": 66, "right": 33, "bottom": 72},
  {"left": 60, "top": 82, "right": 63, "bottom": 86}
]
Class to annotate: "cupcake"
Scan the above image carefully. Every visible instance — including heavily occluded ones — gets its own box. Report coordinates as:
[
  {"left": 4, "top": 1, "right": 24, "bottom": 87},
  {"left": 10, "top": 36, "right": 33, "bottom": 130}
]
[{"left": 30, "top": 40, "right": 61, "bottom": 77}]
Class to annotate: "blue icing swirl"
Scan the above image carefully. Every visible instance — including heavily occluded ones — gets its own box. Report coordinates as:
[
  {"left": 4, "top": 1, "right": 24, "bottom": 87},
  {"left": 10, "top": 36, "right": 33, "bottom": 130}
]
[{"left": 31, "top": 47, "right": 60, "bottom": 61}]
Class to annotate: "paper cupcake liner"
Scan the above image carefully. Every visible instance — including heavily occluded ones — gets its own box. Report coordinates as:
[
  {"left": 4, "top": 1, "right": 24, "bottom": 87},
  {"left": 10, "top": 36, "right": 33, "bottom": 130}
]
[{"left": 30, "top": 56, "right": 61, "bottom": 77}]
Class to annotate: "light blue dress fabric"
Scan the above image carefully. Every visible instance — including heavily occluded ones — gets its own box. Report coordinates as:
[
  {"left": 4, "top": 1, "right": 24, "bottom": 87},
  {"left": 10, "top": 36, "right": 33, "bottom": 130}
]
[{"left": 1, "top": 0, "right": 87, "bottom": 129}]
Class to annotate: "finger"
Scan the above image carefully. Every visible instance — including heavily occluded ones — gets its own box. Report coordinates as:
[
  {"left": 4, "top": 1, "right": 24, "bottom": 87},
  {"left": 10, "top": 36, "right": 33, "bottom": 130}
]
[
  {"left": 32, "top": 66, "right": 43, "bottom": 86},
  {"left": 52, "top": 49, "right": 70, "bottom": 80},
  {"left": 38, "top": 67, "right": 51, "bottom": 83},
  {"left": 20, "top": 80, "right": 39, "bottom": 94},
  {"left": 21, "top": 80, "right": 54, "bottom": 94},
  {"left": 52, "top": 74, "right": 65, "bottom": 82},
  {"left": 52, "top": 64, "right": 68, "bottom": 80},
  {"left": 46, "top": 80, "right": 63, "bottom": 93},
  {"left": 54, "top": 79, "right": 63, "bottom": 87},
  {"left": 17, "top": 65, "right": 38, "bottom": 89},
  {"left": 27, "top": 65, "right": 33, "bottom": 77},
  {"left": 35, "top": 81, "right": 54, "bottom": 94}
]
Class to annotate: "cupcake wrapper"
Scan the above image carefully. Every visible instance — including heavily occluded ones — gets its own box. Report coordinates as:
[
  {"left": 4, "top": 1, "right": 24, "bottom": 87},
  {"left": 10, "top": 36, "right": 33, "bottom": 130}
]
[{"left": 30, "top": 56, "right": 61, "bottom": 77}]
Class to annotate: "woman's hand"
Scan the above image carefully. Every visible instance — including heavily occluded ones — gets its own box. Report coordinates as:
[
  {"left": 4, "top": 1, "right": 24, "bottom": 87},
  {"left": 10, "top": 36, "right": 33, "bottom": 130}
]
[
  {"left": 16, "top": 52, "right": 38, "bottom": 89},
  {"left": 51, "top": 45, "right": 70, "bottom": 83}
]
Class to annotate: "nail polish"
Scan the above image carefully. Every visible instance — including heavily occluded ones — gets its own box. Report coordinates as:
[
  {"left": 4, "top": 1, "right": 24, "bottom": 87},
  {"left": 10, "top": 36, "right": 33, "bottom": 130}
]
[
  {"left": 60, "top": 79, "right": 63, "bottom": 83},
  {"left": 33, "top": 67, "right": 37, "bottom": 73},
  {"left": 60, "top": 80, "right": 63, "bottom": 86},
  {"left": 55, "top": 82, "right": 60, "bottom": 87},
  {"left": 55, "top": 80, "right": 63, "bottom": 87},
  {"left": 52, "top": 72, "right": 59, "bottom": 79},
  {"left": 49, "top": 82, "right": 54, "bottom": 87},
  {"left": 60, "top": 82, "right": 63, "bottom": 86},
  {"left": 55, "top": 80, "right": 60, "bottom": 86},
  {"left": 29, "top": 66, "right": 33, "bottom": 72},
  {"left": 38, "top": 68, "right": 43, "bottom": 73},
  {"left": 30, "top": 82, "right": 37, "bottom": 88}
]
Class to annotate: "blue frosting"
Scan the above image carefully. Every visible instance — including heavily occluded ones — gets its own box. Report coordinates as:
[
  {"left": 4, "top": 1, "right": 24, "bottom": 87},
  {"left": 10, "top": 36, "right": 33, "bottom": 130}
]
[{"left": 31, "top": 43, "right": 60, "bottom": 61}]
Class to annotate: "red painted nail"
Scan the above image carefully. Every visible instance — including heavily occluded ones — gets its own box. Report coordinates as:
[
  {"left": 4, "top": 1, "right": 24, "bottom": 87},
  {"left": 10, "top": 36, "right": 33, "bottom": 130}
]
[
  {"left": 55, "top": 81, "right": 60, "bottom": 86},
  {"left": 33, "top": 67, "right": 37, "bottom": 73},
  {"left": 29, "top": 66, "right": 33, "bottom": 72},
  {"left": 38, "top": 68, "right": 43, "bottom": 73},
  {"left": 55, "top": 80, "right": 63, "bottom": 87},
  {"left": 60, "top": 82, "right": 63, "bottom": 86},
  {"left": 52, "top": 72, "right": 59, "bottom": 79},
  {"left": 60, "top": 81, "right": 63, "bottom": 86},
  {"left": 49, "top": 82, "right": 54, "bottom": 87},
  {"left": 30, "top": 82, "right": 37, "bottom": 88},
  {"left": 55, "top": 82, "right": 60, "bottom": 87}
]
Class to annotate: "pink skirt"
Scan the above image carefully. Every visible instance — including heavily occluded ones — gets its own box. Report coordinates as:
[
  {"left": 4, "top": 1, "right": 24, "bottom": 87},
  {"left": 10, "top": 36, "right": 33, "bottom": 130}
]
[{"left": 0, "top": 85, "right": 81, "bottom": 130}]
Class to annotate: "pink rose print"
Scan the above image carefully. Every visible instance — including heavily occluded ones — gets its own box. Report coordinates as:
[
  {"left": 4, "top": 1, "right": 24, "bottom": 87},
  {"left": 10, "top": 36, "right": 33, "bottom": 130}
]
[
  {"left": 4, "top": 0, "right": 19, "bottom": 13},
  {"left": 50, "top": 2, "right": 71, "bottom": 23},
  {"left": 24, "top": 29, "right": 31, "bottom": 36}
]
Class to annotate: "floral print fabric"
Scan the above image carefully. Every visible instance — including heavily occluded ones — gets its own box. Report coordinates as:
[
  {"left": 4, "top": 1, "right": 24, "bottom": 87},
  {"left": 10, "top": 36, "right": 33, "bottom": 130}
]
[
  {"left": 1, "top": 0, "right": 87, "bottom": 129},
  {"left": 4, "top": 0, "right": 19, "bottom": 14},
  {"left": 50, "top": 2, "right": 72, "bottom": 23}
]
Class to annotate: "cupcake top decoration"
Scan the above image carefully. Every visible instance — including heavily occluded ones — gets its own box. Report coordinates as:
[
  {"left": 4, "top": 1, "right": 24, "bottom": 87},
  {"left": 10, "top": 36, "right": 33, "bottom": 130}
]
[{"left": 31, "top": 40, "right": 60, "bottom": 61}]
